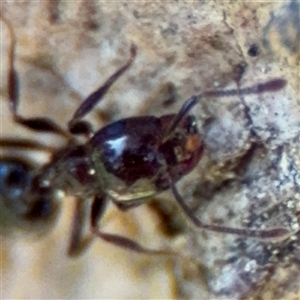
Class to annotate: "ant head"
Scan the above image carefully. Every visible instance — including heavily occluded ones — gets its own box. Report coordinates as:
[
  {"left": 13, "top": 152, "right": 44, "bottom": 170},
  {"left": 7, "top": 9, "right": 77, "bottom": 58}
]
[{"left": 157, "top": 78, "right": 287, "bottom": 185}]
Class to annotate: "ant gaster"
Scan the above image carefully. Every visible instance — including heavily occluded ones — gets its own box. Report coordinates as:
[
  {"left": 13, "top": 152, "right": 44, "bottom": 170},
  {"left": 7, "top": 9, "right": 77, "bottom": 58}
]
[{"left": 0, "top": 18, "right": 289, "bottom": 257}]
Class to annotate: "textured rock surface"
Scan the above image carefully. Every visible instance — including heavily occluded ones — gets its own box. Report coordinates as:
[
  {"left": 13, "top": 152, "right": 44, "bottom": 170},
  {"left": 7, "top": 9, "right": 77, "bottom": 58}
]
[{"left": 1, "top": 1, "right": 299, "bottom": 299}]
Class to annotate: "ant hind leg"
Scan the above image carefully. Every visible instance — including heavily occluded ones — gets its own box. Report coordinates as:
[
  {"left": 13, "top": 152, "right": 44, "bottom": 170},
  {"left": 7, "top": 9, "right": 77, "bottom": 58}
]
[
  {"left": 0, "top": 138, "right": 56, "bottom": 153},
  {"left": 2, "top": 16, "right": 71, "bottom": 140}
]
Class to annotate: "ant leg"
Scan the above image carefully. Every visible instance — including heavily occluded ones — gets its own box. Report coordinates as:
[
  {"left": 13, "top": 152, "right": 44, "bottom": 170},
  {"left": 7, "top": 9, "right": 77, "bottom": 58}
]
[
  {"left": 67, "top": 197, "right": 93, "bottom": 257},
  {"left": 90, "top": 194, "right": 178, "bottom": 256},
  {"left": 166, "top": 79, "right": 287, "bottom": 138},
  {"left": 171, "top": 184, "right": 290, "bottom": 239},
  {"left": 68, "top": 44, "right": 137, "bottom": 136},
  {"left": 2, "top": 17, "right": 71, "bottom": 140},
  {"left": 0, "top": 138, "right": 56, "bottom": 152}
]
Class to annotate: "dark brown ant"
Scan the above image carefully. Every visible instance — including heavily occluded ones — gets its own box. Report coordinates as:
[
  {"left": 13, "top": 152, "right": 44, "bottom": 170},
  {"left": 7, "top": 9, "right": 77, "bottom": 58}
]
[{"left": 0, "top": 18, "right": 290, "bottom": 258}]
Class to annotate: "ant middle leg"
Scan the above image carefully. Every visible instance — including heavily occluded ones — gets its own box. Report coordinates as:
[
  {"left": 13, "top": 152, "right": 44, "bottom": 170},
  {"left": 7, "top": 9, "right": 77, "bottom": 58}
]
[
  {"left": 90, "top": 194, "right": 178, "bottom": 257},
  {"left": 67, "top": 194, "right": 176, "bottom": 257}
]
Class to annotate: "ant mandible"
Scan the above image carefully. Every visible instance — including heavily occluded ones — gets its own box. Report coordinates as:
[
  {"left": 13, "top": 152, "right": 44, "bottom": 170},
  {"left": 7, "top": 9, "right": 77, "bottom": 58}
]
[{"left": 0, "top": 17, "right": 289, "bottom": 258}]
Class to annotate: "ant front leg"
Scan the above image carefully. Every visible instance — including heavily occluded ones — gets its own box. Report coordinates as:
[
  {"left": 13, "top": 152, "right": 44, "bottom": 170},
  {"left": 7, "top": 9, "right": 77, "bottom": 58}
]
[
  {"left": 68, "top": 44, "right": 137, "bottom": 137},
  {"left": 171, "top": 184, "right": 290, "bottom": 240},
  {"left": 2, "top": 17, "right": 71, "bottom": 140},
  {"left": 90, "top": 194, "right": 178, "bottom": 257}
]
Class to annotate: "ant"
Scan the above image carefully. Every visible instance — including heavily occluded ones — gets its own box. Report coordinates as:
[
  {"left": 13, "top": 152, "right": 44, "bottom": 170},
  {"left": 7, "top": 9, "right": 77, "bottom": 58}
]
[{"left": 0, "top": 17, "right": 290, "bottom": 258}]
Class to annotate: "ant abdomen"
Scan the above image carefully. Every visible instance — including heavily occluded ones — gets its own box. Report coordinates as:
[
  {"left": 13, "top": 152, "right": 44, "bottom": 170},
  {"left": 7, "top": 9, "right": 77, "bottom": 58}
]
[
  {"left": 0, "top": 158, "right": 58, "bottom": 230},
  {"left": 0, "top": 158, "right": 32, "bottom": 204}
]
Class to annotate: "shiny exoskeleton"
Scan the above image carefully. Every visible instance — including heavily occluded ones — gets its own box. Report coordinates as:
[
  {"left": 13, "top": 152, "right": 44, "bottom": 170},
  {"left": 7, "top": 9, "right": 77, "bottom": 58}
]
[{"left": 0, "top": 18, "right": 290, "bottom": 257}]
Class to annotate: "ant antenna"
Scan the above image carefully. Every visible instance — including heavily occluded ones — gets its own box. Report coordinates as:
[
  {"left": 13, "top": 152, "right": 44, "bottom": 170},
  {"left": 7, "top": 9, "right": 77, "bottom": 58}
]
[
  {"left": 165, "top": 78, "right": 286, "bottom": 138},
  {"left": 166, "top": 78, "right": 289, "bottom": 240}
]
